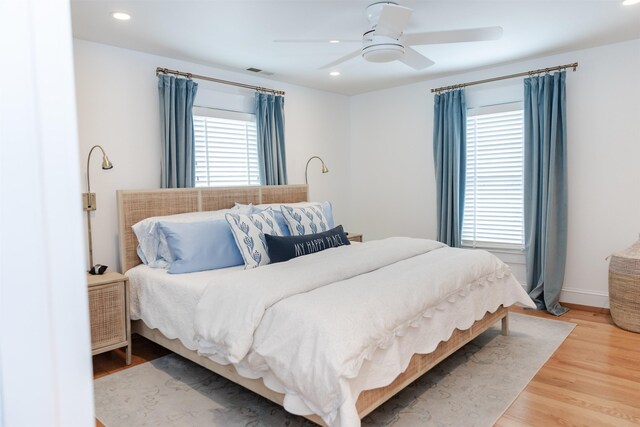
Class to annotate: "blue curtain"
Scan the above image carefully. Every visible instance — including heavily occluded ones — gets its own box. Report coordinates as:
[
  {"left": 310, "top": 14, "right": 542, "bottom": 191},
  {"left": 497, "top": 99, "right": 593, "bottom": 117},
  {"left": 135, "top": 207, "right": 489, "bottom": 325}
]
[
  {"left": 255, "top": 93, "right": 287, "bottom": 185},
  {"left": 158, "top": 75, "right": 198, "bottom": 188},
  {"left": 433, "top": 89, "right": 466, "bottom": 247},
  {"left": 524, "top": 72, "right": 568, "bottom": 316}
]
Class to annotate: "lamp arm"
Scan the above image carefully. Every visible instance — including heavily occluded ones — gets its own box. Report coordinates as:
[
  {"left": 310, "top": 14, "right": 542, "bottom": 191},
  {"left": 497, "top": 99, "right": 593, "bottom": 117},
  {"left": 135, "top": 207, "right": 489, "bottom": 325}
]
[
  {"left": 305, "top": 156, "right": 324, "bottom": 185},
  {"left": 86, "top": 145, "right": 107, "bottom": 194},
  {"left": 85, "top": 144, "right": 108, "bottom": 271}
]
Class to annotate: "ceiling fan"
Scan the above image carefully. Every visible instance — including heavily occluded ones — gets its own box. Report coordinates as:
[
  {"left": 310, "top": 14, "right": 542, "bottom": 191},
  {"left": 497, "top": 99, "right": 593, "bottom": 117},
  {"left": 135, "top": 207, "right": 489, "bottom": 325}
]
[{"left": 275, "top": 1, "right": 503, "bottom": 70}]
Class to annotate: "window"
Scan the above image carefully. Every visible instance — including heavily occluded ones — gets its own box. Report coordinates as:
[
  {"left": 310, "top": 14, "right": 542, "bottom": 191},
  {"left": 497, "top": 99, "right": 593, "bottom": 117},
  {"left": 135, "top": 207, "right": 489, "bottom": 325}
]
[
  {"left": 193, "top": 107, "right": 260, "bottom": 187},
  {"left": 462, "top": 103, "right": 524, "bottom": 250}
]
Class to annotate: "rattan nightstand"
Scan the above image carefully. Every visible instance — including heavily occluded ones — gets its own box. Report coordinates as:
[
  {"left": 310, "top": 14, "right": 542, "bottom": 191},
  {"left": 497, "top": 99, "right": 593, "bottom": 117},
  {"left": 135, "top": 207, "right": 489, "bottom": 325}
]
[
  {"left": 347, "top": 233, "right": 363, "bottom": 243},
  {"left": 87, "top": 272, "right": 131, "bottom": 365}
]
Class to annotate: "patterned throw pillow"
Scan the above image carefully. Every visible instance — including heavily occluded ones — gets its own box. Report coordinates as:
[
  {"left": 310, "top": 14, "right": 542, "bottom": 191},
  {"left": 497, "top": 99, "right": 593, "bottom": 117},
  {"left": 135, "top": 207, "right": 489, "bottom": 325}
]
[
  {"left": 225, "top": 210, "right": 283, "bottom": 268},
  {"left": 281, "top": 204, "right": 330, "bottom": 236}
]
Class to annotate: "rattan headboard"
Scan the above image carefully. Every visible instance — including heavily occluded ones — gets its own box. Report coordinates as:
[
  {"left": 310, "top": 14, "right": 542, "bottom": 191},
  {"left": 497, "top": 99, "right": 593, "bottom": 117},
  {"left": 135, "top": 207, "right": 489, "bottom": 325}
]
[{"left": 117, "top": 185, "right": 308, "bottom": 273}]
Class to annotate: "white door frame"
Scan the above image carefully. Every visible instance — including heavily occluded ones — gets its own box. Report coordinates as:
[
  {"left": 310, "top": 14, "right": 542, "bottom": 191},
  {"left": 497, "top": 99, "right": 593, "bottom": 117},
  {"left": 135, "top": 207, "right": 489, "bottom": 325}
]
[{"left": 0, "top": 1, "right": 95, "bottom": 426}]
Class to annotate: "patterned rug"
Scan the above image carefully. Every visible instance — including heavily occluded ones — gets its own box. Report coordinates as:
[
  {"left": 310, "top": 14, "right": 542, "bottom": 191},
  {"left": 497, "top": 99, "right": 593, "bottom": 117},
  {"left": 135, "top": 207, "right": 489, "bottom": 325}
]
[{"left": 94, "top": 313, "right": 574, "bottom": 426}]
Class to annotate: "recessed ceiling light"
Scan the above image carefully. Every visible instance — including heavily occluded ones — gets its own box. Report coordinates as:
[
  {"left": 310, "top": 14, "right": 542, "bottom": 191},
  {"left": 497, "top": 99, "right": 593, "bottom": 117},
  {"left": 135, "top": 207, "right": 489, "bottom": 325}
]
[
  {"left": 111, "top": 12, "right": 131, "bottom": 20},
  {"left": 623, "top": 0, "right": 640, "bottom": 5},
  {"left": 329, "top": 40, "right": 340, "bottom": 44},
  {"left": 329, "top": 71, "right": 341, "bottom": 76}
]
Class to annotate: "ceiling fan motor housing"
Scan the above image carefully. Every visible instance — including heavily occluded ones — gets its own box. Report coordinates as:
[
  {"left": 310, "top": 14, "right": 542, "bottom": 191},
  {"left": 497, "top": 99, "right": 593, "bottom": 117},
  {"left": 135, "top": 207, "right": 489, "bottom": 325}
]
[
  {"left": 362, "top": 34, "right": 405, "bottom": 63},
  {"left": 366, "top": 1, "right": 399, "bottom": 25},
  {"left": 362, "top": 2, "right": 405, "bottom": 63}
]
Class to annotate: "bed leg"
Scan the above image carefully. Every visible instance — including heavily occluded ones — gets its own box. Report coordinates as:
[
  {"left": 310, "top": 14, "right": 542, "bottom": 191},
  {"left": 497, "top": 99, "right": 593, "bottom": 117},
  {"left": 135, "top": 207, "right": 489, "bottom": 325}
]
[{"left": 501, "top": 313, "right": 509, "bottom": 336}]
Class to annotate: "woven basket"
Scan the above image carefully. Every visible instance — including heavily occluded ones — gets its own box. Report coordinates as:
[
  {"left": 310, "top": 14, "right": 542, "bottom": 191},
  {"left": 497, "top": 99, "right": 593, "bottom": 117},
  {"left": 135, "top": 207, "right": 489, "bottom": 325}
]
[{"left": 608, "top": 238, "right": 640, "bottom": 333}]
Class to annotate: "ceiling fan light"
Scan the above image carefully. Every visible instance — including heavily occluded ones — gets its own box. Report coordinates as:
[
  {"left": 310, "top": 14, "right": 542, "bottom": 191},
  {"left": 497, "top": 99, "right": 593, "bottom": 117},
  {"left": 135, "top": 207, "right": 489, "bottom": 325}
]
[{"left": 362, "top": 43, "right": 404, "bottom": 63}]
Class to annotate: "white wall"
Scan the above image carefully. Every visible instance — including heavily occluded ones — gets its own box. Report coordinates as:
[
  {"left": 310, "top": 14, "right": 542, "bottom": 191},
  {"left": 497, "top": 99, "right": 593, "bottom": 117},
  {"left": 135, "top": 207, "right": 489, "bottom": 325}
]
[
  {"left": 74, "top": 37, "right": 640, "bottom": 308},
  {"left": 348, "top": 39, "right": 640, "bottom": 308},
  {"left": 73, "top": 40, "right": 351, "bottom": 272}
]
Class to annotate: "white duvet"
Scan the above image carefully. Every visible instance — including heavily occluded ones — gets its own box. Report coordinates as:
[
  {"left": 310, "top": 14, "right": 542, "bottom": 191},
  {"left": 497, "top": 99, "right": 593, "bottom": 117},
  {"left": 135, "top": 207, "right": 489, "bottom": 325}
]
[{"left": 190, "top": 237, "right": 535, "bottom": 426}]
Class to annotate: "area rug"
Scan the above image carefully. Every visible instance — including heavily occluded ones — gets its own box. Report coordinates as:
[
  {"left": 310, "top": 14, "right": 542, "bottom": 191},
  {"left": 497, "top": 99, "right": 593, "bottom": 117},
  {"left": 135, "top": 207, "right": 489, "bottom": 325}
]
[{"left": 94, "top": 313, "right": 574, "bottom": 426}]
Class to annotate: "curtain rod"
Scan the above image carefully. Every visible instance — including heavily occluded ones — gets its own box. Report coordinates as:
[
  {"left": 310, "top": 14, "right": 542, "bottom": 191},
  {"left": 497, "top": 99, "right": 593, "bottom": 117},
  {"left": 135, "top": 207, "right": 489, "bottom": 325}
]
[
  {"left": 430, "top": 62, "right": 578, "bottom": 94},
  {"left": 156, "top": 67, "right": 285, "bottom": 96}
]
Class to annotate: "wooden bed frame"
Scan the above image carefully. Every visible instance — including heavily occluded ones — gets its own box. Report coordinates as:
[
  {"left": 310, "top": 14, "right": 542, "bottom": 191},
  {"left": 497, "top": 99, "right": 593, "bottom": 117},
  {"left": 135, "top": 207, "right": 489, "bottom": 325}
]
[{"left": 117, "top": 184, "right": 509, "bottom": 426}]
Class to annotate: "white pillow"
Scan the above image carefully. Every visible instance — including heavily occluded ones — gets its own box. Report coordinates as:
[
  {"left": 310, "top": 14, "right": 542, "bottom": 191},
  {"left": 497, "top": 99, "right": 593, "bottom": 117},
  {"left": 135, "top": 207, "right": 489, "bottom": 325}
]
[
  {"left": 132, "top": 205, "right": 252, "bottom": 267},
  {"left": 225, "top": 209, "right": 283, "bottom": 268},
  {"left": 281, "top": 204, "right": 330, "bottom": 236}
]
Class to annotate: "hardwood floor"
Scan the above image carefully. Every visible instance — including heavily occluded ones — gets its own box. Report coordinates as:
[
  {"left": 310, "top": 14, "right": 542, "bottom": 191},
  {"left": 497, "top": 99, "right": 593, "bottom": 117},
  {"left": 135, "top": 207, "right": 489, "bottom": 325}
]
[
  {"left": 93, "top": 307, "right": 640, "bottom": 426},
  {"left": 497, "top": 306, "right": 640, "bottom": 427}
]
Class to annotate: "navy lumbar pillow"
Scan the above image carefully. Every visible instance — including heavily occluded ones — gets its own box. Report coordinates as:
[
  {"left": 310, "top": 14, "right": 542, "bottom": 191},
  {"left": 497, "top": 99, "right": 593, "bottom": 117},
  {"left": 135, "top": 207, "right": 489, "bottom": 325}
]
[{"left": 265, "top": 225, "right": 350, "bottom": 264}]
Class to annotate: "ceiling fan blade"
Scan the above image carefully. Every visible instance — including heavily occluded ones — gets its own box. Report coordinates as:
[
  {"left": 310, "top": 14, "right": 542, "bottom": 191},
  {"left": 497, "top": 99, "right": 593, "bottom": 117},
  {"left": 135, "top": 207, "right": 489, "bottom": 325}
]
[
  {"left": 319, "top": 49, "right": 361, "bottom": 70},
  {"left": 399, "top": 47, "right": 435, "bottom": 70},
  {"left": 273, "top": 39, "right": 361, "bottom": 44},
  {"left": 404, "top": 26, "right": 503, "bottom": 46},
  {"left": 374, "top": 4, "right": 412, "bottom": 38}
]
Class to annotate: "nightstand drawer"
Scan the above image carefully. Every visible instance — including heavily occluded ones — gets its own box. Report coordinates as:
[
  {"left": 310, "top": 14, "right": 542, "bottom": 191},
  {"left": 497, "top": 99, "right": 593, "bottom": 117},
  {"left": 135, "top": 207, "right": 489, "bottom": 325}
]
[{"left": 88, "top": 281, "right": 126, "bottom": 351}]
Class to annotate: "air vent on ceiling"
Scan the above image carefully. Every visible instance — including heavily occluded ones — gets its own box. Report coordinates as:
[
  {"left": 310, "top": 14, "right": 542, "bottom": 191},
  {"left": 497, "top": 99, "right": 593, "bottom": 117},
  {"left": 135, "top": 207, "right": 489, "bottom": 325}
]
[{"left": 246, "top": 67, "right": 274, "bottom": 76}]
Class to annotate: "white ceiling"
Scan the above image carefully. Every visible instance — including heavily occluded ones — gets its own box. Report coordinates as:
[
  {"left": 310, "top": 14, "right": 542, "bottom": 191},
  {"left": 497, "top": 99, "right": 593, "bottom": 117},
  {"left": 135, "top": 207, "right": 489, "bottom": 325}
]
[{"left": 70, "top": 0, "right": 640, "bottom": 95}]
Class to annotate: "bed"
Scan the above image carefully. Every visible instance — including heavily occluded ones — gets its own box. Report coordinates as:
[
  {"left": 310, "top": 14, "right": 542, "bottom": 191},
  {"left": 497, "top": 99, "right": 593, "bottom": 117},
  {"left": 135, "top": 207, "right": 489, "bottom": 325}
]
[{"left": 117, "top": 184, "right": 534, "bottom": 426}]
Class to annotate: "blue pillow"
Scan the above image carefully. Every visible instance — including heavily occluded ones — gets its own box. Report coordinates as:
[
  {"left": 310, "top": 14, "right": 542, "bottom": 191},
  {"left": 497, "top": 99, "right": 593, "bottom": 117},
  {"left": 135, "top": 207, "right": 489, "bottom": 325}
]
[
  {"left": 270, "top": 209, "right": 292, "bottom": 237},
  {"left": 265, "top": 225, "right": 350, "bottom": 264},
  {"left": 321, "top": 201, "right": 335, "bottom": 228},
  {"left": 158, "top": 220, "right": 244, "bottom": 274}
]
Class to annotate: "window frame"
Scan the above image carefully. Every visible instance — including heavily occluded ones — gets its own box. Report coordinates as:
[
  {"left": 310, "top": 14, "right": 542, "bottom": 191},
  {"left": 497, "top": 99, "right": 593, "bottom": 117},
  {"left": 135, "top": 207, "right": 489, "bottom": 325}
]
[
  {"left": 462, "top": 101, "right": 525, "bottom": 252},
  {"left": 192, "top": 106, "right": 260, "bottom": 188}
]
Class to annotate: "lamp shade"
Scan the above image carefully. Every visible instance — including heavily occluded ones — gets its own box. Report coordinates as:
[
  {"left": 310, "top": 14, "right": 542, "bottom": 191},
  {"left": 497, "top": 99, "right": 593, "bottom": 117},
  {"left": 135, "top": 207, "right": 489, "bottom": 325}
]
[{"left": 101, "top": 155, "right": 113, "bottom": 170}]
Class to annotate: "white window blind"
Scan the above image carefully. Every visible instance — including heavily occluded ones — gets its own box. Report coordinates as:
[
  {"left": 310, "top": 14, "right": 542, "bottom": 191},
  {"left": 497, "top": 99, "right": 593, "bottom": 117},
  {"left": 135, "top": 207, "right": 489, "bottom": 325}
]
[
  {"left": 462, "top": 103, "right": 525, "bottom": 249},
  {"left": 193, "top": 107, "right": 260, "bottom": 187}
]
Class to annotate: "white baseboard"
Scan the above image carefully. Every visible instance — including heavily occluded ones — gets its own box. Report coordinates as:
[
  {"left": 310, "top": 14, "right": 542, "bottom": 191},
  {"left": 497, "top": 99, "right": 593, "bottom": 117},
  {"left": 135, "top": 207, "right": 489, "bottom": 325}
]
[
  {"left": 491, "top": 249, "right": 610, "bottom": 309},
  {"left": 560, "top": 287, "right": 610, "bottom": 309}
]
